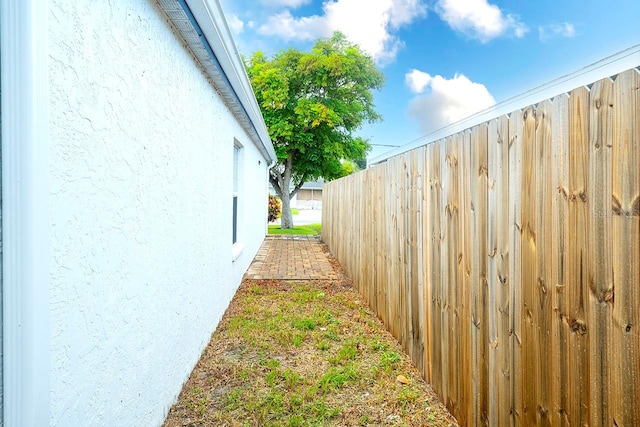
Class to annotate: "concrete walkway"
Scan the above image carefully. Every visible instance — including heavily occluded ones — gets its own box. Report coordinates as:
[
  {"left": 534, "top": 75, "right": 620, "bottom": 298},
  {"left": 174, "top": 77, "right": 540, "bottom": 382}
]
[{"left": 244, "top": 236, "right": 338, "bottom": 280}]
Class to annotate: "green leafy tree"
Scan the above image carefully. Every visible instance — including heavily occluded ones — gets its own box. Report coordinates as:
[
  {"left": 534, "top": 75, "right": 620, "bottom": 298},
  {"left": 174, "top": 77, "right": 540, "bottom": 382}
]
[{"left": 246, "top": 32, "right": 384, "bottom": 228}]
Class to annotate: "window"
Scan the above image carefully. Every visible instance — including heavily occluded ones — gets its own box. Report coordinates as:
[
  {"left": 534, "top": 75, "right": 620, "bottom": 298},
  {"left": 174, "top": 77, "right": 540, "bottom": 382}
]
[{"left": 232, "top": 143, "right": 240, "bottom": 245}]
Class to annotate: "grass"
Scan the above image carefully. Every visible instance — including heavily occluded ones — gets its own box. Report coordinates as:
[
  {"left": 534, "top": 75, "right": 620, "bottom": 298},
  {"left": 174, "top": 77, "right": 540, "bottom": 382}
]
[
  {"left": 163, "top": 253, "right": 457, "bottom": 426},
  {"left": 268, "top": 223, "right": 322, "bottom": 235}
]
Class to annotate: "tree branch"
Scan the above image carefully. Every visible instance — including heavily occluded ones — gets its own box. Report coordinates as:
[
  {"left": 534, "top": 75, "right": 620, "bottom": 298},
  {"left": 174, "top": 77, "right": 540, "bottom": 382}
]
[{"left": 269, "top": 168, "right": 283, "bottom": 196}]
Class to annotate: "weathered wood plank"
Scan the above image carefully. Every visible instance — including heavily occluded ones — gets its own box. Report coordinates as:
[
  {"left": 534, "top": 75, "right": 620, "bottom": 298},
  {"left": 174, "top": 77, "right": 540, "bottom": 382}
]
[
  {"left": 588, "top": 77, "right": 614, "bottom": 427},
  {"left": 550, "top": 92, "right": 570, "bottom": 426},
  {"left": 611, "top": 68, "right": 640, "bottom": 427},
  {"left": 567, "top": 85, "right": 590, "bottom": 426},
  {"left": 423, "top": 144, "right": 434, "bottom": 383},
  {"left": 440, "top": 137, "right": 452, "bottom": 410},
  {"left": 488, "top": 115, "right": 511, "bottom": 426},
  {"left": 470, "top": 124, "right": 489, "bottom": 425},
  {"left": 536, "top": 99, "right": 554, "bottom": 426},
  {"left": 459, "top": 130, "right": 473, "bottom": 426},
  {"left": 446, "top": 135, "right": 461, "bottom": 414},
  {"left": 520, "top": 105, "right": 539, "bottom": 426},
  {"left": 487, "top": 119, "right": 499, "bottom": 425},
  {"left": 430, "top": 142, "right": 443, "bottom": 397},
  {"left": 509, "top": 109, "right": 524, "bottom": 426},
  {"left": 411, "top": 149, "right": 425, "bottom": 375}
]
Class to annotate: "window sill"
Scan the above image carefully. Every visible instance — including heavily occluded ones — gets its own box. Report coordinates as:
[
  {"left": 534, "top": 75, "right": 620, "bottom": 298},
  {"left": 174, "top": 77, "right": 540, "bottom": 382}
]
[{"left": 232, "top": 243, "right": 244, "bottom": 262}]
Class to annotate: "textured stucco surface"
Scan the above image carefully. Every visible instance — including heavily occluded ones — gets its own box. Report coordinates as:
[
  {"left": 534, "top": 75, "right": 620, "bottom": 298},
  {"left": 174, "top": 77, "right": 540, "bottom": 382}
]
[{"left": 49, "top": 1, "right": 268, "bottom": 425}]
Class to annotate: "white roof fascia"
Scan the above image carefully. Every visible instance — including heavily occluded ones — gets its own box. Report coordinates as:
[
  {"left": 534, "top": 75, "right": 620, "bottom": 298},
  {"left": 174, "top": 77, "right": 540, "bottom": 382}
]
[
  {"left": 156, "top": 0, "right": 277, "bottom": 163},
  {"left": 369, "top": 44, "right": 640, "bottom": 165}
]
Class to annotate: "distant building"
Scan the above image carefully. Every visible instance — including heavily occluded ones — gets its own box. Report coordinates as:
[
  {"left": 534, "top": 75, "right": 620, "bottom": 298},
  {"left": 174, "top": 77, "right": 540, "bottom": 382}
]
[{"left": 270, "top": 179, "right": 324, "bottom": 210}]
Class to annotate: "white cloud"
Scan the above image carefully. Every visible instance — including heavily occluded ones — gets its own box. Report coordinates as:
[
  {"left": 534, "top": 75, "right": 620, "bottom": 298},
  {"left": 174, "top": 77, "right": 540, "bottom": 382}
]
[
  {"left": 261, "top": 0, "right": 311, "bottom": 7},
  {"left": 258, "top": 0, "right": 427, "bottom": 63},
  {"left": 227, "top": 14, "right": 244, "bottom": 34},
  {"left": 259, "top": 10, "right": 330, "bottom": 41},
  {"left": 405, "top": 69, "right": 432, "bottom": 93},
  {"left": 435, "top": 0, "right": 528, "bottom": 42},
  {"left": 539, "top": 22, "right": 576, "bottom": 41},
  {"left": 406, "top": 71, "right": 495, "bottom": 134}
]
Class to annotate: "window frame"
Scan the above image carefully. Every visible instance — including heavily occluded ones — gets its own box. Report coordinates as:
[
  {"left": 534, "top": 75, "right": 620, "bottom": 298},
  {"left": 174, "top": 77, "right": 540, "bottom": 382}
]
[{"left": 232, "top": 140, "right": 243, "bottom": 260}]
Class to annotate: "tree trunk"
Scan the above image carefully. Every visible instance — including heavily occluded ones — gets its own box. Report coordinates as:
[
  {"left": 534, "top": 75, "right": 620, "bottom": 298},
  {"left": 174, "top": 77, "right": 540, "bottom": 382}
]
[
  {"left": 270, "top": 155, "right": 302, "bottom": 229},
  {"left": 279, "top": 187, "right": 294, "bottom": 229}
]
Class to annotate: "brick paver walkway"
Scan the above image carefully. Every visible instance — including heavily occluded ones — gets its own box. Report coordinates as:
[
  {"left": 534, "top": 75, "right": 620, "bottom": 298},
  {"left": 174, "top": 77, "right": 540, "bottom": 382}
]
[{"left": 244, "top": 236, "right": 339, "bottom": 280}]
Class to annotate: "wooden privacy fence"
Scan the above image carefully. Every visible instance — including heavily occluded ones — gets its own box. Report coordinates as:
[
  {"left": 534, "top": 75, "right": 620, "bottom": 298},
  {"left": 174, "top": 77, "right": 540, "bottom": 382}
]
[{"left": 322, "top": 68, "right": 639, "bottom": 426}]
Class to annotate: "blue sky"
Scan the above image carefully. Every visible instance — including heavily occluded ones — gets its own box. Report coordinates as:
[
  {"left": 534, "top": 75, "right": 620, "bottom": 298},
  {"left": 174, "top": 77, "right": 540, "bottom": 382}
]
[{"left": 219, "top": 0, "right": 640, "bottom": 159}]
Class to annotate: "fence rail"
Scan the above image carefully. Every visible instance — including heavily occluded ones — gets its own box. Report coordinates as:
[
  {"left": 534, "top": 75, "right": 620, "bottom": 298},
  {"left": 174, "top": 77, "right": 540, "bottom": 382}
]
[{"left": 322, "top": 68, "right": 640, "bottom": 426}]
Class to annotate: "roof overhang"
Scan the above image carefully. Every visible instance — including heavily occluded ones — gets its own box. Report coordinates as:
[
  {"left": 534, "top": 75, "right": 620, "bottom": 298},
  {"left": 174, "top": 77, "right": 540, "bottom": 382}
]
[{"left": 156, "top": 0, "right": 277, "bottom": 163}]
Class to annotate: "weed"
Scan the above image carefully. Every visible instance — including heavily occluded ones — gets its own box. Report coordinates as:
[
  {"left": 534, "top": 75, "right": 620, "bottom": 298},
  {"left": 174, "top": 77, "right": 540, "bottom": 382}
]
[
  {"left": 248, "top": 284, "right": 265, "bottom": 295},
  {"left": 265, "top": 369, "right": 279, "bottom": 387},
  {"left": 380, "top": 351, "right": 401, "bottom": 371},
  {"left": 359, "top": 415, "right": 371, "bottom": 425},
  {"left": 398, "top": 387, "right": 419, "bottom": 403},
  {"left": 292, "top": 288, "right": 325, "bottom": 303},
  {"left": 292, "top": 333, "right": 305, "bottom": 347},
  {"left": 317, "top": 341, "right": 330, "bottom": 351},
  {"left": 291, "top": 318, "right": 316, "bottom": 330},
  {"left": 329, "top": 340, "right": 358, "bottom": 365},
  {"left": 316, "top": 364, "right": 359, "bottom": 392},
  {"left": 288, "top": 414, "right": 304, "bottom": 426},
  {"left": 308, "top": 400, "right": 340, "bottom": 421},
  {"left": 283, "top": 369, "right": 303, "bottom": 388},
  {"left": 223, "top": 387, "right": 242, "bottom": 410},
  {"left": 371, "top": 339, "right": 389, "bottom": 351},
  {"left": 323, "top": 329, "right": 340, "bottom": 341},
  {"left": 263, "top": 358, "right": 281, "bottom": 370},
  {"left": 315, "top": 310, "right": 334, "bottom": 323}
]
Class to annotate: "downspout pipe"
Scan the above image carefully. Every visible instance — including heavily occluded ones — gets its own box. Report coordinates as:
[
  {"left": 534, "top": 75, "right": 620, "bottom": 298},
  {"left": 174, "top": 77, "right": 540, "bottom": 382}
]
[{"left": 1, "top": 0, "right": 51, "bottom": 425}]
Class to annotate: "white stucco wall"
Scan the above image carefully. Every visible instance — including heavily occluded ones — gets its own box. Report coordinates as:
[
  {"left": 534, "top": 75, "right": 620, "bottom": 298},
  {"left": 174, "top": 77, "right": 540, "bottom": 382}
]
[{"left": 48, "top": 1, "right": 268, "bottom": 425}]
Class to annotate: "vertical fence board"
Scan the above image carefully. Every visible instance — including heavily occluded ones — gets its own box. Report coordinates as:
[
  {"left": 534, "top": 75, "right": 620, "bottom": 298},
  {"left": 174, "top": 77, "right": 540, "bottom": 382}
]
[
  {"left": 430, "top": 143, "right": 443, "bottom": 397},
  {"left": 588, "top": 77, "right": 614, "bottom": 426},
  {"left": 470, "top": 124, "right": 489, "bottom": 425},
  {"left": 509, "top": 110, "right": 524, "bottom": 426},
  {"left": 469, "top": 127, "right": 481, "bottom": 425},
  {"left": 412, "top": 149, "right": 425, "bottom": 375},
  {"left": 440, "top": 138, "right": 451, "bottom": 409},
  {"left": 550, "top": 93, "right": 570, "bottom": 426},
  {"left": 487, "top": 119, "right": 499, "bottom": 425},
  {"left": 537, "top": 99, "right": 554, "bottom": 425},
  {"left": 459, "top": 130, "right": 473, "bottom": 426},
  {"left": 521, "top": 105, "right": 539, "bottom": 426},
  {"left": 567, "top": 86, "right": 590, "bottom": 426},
  {"left": 611, "top": 68, "right": 640, "bottom": 426},
  {"left": 423, "top": 145, "right": 433, "bottom": 383},
  {"left": 446, "top": 136, "right": 462, "bottom": 413},
  {"left": 488, "top": 115, "right": 511, "bottom": 426},
  {"left": 321, "top": 69, "right": 639, "bottom": 427}
]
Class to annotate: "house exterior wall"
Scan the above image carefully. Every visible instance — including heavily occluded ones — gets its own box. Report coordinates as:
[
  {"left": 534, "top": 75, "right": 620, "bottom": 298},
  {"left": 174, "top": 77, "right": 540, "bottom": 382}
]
[
  {"left": 48, "top": 1, "right": 268, "bottom": 425},
  {"left": 295, "top": 189, "right": 323, "bottom": 210}
]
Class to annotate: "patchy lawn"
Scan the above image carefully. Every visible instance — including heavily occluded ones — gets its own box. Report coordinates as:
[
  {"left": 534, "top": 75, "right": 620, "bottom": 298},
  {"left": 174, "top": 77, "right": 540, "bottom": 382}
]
[{"left": 163, "top": 261, "right": 456, "bottom": 426}]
